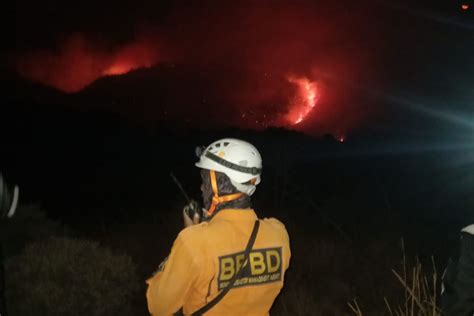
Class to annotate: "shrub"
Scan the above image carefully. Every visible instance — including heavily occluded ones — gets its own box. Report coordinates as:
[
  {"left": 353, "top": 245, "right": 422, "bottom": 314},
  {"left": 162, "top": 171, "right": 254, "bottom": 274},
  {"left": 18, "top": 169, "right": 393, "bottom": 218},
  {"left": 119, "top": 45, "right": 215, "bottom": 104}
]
[
  {"left": 5, "top": 237, "right": 139, "bottom": 316},
  {"left": 0, "top": 204, "right": 64, "bottom": 257}
]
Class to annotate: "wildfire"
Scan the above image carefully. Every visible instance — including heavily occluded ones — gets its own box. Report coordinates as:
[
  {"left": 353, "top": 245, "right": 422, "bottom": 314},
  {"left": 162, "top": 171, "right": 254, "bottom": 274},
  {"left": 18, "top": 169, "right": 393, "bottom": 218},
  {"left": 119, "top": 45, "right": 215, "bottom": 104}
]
[
  {"left": 15, "top": 35, "right": 160, "bottom": 92},
  {"left": 286, "top": 76, "right": 319, "bottom": 125},
  {"left": 102, "top": 41, "right": 157, "bottom": 76},
  {"left": 103, "top": 64, "right": 132, "bottom": 76}
]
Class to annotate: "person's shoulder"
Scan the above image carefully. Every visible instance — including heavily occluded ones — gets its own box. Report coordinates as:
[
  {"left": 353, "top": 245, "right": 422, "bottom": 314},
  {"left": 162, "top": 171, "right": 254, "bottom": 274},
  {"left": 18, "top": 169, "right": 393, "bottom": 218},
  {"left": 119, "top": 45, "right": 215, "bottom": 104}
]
[
  {"left": 176, "top": 221, "right": 210, "bottom": 243},
  {"left": 261, "top": 217, "right": 290, "bottom": 249},
  {"left": 261, "top": 217, "right": 288, "bottom": 232}
]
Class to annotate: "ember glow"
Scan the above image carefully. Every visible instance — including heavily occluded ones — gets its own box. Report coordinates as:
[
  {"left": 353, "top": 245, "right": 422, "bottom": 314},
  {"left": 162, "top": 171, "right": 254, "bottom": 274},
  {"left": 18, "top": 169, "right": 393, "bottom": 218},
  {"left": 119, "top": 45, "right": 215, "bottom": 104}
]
[
  {"left": 15, "top": 35, "right": 160, "bottom": 92},
  {"left": 286, "top": 76, "right": 319, "bottom": 125},
  {"left": 102, "top": 41, "right": 158, "bottom": 76}
]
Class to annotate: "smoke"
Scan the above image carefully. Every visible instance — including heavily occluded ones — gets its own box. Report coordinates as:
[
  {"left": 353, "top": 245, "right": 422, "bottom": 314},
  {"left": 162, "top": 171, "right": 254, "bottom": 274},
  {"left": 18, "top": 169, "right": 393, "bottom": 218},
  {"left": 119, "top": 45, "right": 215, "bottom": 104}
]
[
  {"left": 13, "top": 0, "right": 381, "bottom": 135},
  {"left": 15, "top": 34, "right": 160, "bottom": 92}
]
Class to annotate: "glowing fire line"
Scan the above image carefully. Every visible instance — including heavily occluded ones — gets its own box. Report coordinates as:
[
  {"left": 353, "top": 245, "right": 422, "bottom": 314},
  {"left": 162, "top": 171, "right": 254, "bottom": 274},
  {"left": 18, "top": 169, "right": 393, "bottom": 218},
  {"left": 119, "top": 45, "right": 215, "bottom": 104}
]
[
  {"left": 15, "top": 36, "right": 160, "bottom": 92},
  {"left": 287, "top": 76, "right": 319, "bottom": 125}
]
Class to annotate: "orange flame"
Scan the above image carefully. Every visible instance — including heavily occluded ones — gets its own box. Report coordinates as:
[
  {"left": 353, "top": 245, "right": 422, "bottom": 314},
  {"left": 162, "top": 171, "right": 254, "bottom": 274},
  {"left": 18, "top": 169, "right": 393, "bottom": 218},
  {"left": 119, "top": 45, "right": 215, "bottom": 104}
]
[
  {"left": 286, "top": 76, "right": 319, "bottom": 125},
  {"left": 102, "top": 41, "right": 158, "bottom": 76}
]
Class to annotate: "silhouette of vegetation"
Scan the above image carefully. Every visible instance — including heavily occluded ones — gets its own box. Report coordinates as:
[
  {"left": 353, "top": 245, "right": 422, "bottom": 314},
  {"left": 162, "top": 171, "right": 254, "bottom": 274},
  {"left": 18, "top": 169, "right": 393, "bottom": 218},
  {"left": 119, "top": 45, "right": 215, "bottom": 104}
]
[{"left": 5, "top": 237, "right": 139, "bottom": 316}]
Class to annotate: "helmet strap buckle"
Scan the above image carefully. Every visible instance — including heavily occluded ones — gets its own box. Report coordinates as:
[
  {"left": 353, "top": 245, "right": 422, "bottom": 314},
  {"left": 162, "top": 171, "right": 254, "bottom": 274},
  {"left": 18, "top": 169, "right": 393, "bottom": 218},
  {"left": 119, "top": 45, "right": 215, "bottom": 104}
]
[{"left": 206, "top": 170, "right": 243, "bottom": 216}]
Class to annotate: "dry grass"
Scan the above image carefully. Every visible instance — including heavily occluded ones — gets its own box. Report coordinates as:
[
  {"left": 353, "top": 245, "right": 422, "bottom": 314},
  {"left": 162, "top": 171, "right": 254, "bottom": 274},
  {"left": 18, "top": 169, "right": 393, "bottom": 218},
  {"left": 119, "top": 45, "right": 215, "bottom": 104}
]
[{"left": 350, "top": 240, "right": 443, "bottom": 316}]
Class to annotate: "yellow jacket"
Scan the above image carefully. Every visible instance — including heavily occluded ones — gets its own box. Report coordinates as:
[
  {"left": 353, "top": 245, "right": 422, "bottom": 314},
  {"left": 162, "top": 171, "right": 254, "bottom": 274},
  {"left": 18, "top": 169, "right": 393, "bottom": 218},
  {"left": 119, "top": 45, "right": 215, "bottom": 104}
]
[{"left": 146, "top": 208, "right": 291, "bottom": 316}]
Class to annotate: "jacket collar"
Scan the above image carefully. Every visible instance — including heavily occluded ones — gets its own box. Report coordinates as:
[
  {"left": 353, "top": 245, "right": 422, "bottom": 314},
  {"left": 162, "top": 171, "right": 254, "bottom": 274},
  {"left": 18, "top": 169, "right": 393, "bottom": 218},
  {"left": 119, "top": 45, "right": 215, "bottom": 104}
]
[{"left": 210, "top": 208, "right": 258, "bottom": 222}]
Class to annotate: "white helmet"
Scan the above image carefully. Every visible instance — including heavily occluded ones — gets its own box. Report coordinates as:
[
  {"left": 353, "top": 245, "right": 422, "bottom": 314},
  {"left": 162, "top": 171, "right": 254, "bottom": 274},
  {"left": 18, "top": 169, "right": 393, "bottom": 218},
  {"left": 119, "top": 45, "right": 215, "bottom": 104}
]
[{"left": 195, "top": 138, "right": 262, "bottom": 196}]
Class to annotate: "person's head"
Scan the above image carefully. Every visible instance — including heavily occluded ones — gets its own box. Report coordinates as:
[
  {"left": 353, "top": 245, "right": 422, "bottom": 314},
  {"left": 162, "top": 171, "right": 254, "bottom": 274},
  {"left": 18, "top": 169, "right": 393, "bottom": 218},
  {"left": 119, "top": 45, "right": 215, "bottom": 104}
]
[{"left": 195, "top": 138, "right": 262, "bottom": 216}]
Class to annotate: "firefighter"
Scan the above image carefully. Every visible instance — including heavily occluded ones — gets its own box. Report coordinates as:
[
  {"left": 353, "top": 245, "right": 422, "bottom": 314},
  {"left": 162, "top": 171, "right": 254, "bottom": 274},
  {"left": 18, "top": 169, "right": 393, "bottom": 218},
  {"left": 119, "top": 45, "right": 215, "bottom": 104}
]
[
  {"left": 146, "top": 138, "right": 291, "bottom": 316},
  {"left": 1, "top": 172, "right": 20, "bottom": 316},
  {"left": 441, "top": 224, "right": 474, "bottom": 316}
]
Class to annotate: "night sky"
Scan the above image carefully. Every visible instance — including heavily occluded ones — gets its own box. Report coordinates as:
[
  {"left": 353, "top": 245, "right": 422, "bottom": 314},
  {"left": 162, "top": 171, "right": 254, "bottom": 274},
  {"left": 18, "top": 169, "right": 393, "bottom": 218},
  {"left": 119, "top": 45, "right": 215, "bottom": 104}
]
[{"left": 5, "top": 0, "right": 474, "bottom": 136}]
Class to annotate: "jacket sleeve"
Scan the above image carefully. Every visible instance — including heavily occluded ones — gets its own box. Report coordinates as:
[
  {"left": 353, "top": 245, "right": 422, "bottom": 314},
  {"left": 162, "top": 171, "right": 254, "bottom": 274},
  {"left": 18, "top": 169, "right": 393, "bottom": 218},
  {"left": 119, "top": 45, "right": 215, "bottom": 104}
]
[
  {"left": 146, "top": 230, "right": 199, "bottom": 316},
  {"left": 441, "top": 225, "right": 474, "bottom": 316}
]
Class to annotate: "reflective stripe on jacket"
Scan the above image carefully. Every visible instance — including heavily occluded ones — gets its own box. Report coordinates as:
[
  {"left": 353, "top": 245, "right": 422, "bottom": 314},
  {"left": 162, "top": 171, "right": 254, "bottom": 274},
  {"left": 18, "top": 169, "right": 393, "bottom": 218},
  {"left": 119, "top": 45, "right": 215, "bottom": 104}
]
[{"left": 146, "top": 208, "right": 291, "bottom": 316}]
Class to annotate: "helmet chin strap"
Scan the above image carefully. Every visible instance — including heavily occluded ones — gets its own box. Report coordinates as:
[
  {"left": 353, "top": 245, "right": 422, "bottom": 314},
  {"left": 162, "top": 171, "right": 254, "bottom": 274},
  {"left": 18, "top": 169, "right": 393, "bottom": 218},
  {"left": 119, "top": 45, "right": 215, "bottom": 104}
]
[{"left": 207, "top": 170, "right": 243, "bottom": 216}]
